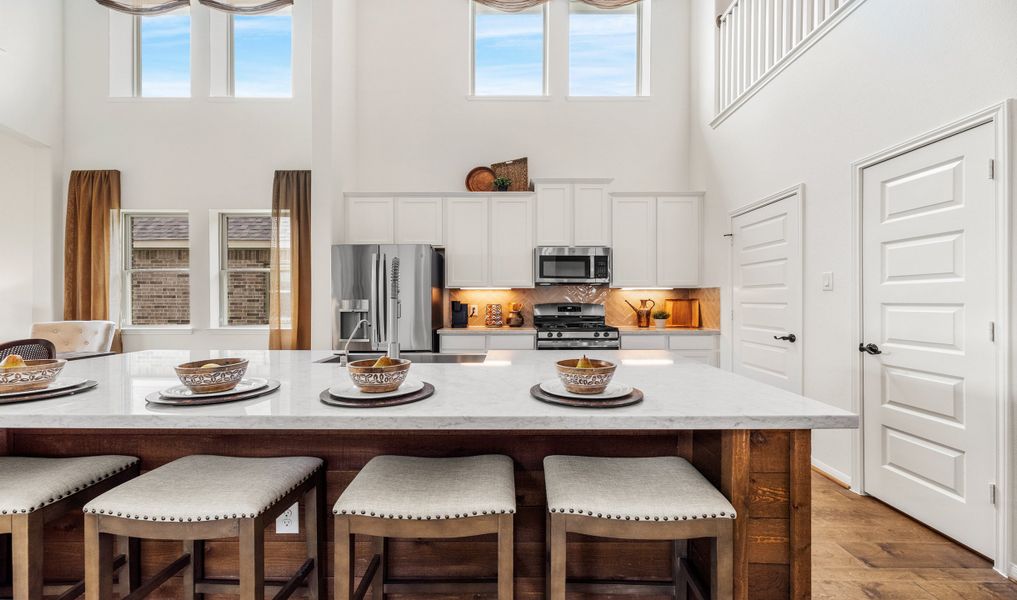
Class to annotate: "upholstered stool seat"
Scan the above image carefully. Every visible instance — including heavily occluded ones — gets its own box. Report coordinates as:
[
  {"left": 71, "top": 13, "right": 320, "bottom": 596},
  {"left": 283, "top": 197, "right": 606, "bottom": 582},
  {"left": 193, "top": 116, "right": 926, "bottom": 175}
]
[
  {"left": 0, "top": 456, "right": 140, "bottom": 600},
  {"left": 543, "top": 455, "right": 735, "bottom": 600},
  {"left": 334, "top": 455, "right": 516, "bottom": 600},
  {"left": 83, "top": 455, "right": 326, "bottom": 600}
]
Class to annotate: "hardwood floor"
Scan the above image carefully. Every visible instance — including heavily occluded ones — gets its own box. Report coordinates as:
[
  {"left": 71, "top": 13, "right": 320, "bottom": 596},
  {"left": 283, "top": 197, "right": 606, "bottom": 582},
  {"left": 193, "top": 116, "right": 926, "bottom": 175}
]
[{"left": 812, "top": 471, "right": 1017, "bottom": 599}]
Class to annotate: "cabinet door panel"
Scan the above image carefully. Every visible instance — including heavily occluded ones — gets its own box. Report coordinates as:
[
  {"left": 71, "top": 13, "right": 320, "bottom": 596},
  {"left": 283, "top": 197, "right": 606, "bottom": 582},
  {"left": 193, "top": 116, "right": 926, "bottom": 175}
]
[
  {"left": 490, "top": 196, "right": 535, "bottom": 287},
  {"left": 610, "top": 196, "right": 656, "bottom": 287},
  {"left": 656, "top": 196, "right": 702, "bottom": 286},
  {"left": 445, "top": 197, "right": 490, "bottom": 287},
  {"left": 487, "top": 335, "right": 535, "bottom": 350},
  {"left": 573, "top": 184, "right": 611, "bottom": 246},
  {"left": 396, "top": 197, "right": 443, "bottom": 245},
  {"left": 346, "top": 197, "right": 394, "bottom": 244},
  {"left": 535, "top": 184, "right": 572, "bottom": 246},
  {"left": 620, "top": 334, "right": 668, "bottom": 350}
]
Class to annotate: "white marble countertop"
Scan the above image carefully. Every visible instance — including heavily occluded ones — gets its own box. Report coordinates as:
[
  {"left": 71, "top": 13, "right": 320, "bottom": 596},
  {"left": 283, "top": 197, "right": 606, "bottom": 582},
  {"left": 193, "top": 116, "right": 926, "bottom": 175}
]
[
  {"left": 438, "top": 327, "right": 537, "bottom": 335},
  {"left": 615, "top": 327, "right": 721, "bottom": 336},
  {"left": 0, "top": 350, "right": 857, "bottom": 431}
]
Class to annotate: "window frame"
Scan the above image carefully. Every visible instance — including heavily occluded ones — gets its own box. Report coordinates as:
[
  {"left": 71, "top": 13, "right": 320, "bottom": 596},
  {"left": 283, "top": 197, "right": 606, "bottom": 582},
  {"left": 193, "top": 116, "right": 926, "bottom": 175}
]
[
  {"left": 209, "top": 6, "right": 294, "bottom": 99},
  {"left": 566, "top": 0, "right": 651, "bottom": 99},
  {"left": 469, "top": 1, "right": 550, "bottom": 99},
  {"left": 130, "top": 8, "right": 192, "bottom": 98},
  {"left": 211, "top": 210, "right": 274, "bottom": 329},
  {"left": 120, "top": 210, "right": 192, "bottom": 328}
]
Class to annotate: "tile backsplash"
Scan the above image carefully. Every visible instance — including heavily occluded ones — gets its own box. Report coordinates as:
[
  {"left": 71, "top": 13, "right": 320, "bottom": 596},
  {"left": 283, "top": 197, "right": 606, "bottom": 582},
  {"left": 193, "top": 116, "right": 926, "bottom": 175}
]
[{"left": 448, "top": 286, "right": 721, "bottom": 329}]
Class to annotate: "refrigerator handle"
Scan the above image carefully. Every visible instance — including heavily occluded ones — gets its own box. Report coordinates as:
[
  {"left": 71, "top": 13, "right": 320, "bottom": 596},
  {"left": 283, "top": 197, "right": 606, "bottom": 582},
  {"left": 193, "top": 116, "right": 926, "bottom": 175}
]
[
  {"left": 379, "top": 253, "right": 388, "bottom": 347},
  {"left": 370, "top": 252, "right": 380, "bottom": 347}
]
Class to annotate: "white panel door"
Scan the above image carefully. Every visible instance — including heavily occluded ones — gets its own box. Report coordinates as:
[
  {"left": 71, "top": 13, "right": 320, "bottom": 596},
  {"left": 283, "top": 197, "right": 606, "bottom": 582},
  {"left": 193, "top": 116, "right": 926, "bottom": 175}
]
[
  {"left": 573, "top": 184, "right": 611, "bottom": 246},
  {"left": 862, "top": 123, "right": 997, "bottom": 557},
  {"left": 395, "top": 197, "right": 443, "bottom": 245},
  {"left": 731, "top": 193, "right": 802, "bottom": 392},
  {"left": 345, "top": 197, "right": 394, "bottom": 244},
  {"left": 611, "top": 197, "right": 656, "bottom": 287},
  {"left": 657, "top": 195, "right": 702, "bottom": 287},
  {"left": 445, "top": 197, "right": 490, "bottom": 287},
  {"left": 490, "top": 195, "right": 535, "bottom": 287},
  {"left": 535, "top": 184, "right": 572, "bottom": 246}
]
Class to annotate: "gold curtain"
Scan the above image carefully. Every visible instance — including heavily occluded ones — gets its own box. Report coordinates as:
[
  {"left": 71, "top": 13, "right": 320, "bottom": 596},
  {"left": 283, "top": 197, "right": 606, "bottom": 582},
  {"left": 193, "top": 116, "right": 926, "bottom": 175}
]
[
  {"left": 198, "top": 0, "right": 292, "bottom": 14},
  {"left": 95, "top": 0, "right": 189, "bottom": 15},
  {"left": 270, "top": 170, "right": 311, "bottom": 350},
  {"left": 63, "top": 170, "right": 121, "bottom": 339},
  {"left": 474, "top": 0, "right": 640, "bottom": 11}
]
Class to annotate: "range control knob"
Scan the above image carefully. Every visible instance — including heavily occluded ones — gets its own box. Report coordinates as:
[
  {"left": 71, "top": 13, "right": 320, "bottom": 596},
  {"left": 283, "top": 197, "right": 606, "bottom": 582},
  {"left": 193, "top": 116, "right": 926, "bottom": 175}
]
[
  {"left": 546, "top": 332, "right": 554, "bottom": 338},
  {"left": 593, "top": 332, "right": 601, "bottom": 337},
  {"left": 556, "top": 332, "right": 563, "bottom": 338}
]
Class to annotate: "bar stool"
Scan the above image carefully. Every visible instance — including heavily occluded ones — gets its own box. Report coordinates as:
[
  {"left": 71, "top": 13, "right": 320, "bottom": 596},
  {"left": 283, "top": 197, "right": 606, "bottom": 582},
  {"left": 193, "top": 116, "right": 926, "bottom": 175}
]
[
  {"left": 543, "top": 455, "right": 735, "bottom": 600},
  {"left": 333, "top": 455, "right": 516, "bottom": 600},
  {"left": 0, "top": 455, "right": 140, "bottom": 600},
  {"left": 82, "top": 455, "right": 325, "bottom": 600}
]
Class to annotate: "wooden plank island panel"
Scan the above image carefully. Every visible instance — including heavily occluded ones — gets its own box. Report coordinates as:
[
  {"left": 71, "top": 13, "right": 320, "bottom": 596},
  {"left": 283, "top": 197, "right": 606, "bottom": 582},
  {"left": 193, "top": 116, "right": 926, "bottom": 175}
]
[{"left": 0, "top": 429, "right": 810, "bottom": 600}]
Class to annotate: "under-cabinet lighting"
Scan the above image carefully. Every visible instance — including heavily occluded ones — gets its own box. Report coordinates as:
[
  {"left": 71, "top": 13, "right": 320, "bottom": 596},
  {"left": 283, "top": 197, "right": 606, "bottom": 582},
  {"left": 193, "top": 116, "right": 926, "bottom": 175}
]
[
  {"left": 619, "top": 288, "right": 674, "bottom": 291},
  {"left": 458, "top": 288, "right": 512, "bottom": 291}
]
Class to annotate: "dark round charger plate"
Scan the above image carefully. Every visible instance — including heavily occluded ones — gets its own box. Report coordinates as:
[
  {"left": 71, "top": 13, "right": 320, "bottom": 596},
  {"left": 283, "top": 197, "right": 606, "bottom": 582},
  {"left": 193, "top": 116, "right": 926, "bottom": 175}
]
[
  {"left": 0, "top": 380, "right": 98, "bottom": 405},
  {"left": 530, "top": 384, "right": 643, "bottom": 408},
  {"left": 320, "top": 382, "right": 435, "bottom": 408},
  {"left": 146, "top": 379, "right": 281, "bottom": 406}
]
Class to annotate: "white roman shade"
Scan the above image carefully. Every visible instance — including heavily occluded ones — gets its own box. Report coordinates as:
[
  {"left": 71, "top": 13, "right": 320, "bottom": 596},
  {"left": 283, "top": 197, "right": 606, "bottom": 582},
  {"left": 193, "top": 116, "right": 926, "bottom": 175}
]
[
  {"left": 198, "top": 0, "right": 293, "bottom": 14},
  {"left": 95, "top": 0, "right": 189, "bottom": 15}
]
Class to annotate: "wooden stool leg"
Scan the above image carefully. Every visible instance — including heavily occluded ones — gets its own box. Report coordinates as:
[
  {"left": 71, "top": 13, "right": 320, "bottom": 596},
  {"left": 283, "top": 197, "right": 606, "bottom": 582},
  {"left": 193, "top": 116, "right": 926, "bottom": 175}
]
[
  {"left": 372, "top": 537, "right": 385, "bottom": 600},
  {"left": 334, "top": 517, "right": 355, "bottom": 600},
  {"left": 115, "top": 536, "right": 141, "bottom": 597},
  {"left": 712, "top": 523, "right": 734, "bottom": 600},
  {"left": 182, "top": 541, "right": 197, "bottom": 600},
  {"left": 84, "top": 515, "right": 114, "bottom": 600},
  {"left": 497, "top": 514, "right": 513, "bottom": 600},
  {"left": 193, "top": 541, "right": 206, "bottom": 600},
  {"left": 547, "top": 513, "right": 566, "bottom": 600},
  {"left": 11, "top": 514, "right": 42, "bottom": 600},
  {"left": 239, "top": 519, "right": 265, "bottom": 600},
  {"left": 305, "top": 478, "right": 325, "bottom": 600},
  {"left": 673, "top": 540, "right": 688, "bottom": 600}
]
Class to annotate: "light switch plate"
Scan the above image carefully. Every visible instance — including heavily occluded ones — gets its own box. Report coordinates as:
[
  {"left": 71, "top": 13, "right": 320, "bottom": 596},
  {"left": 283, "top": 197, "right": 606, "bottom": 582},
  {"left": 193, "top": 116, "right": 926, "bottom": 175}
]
[
  {"left": 276, "top": 502, "right": 299, "bottom": 534},
  {"left": 821, "top": 272, "right": 834, "bottom": 291}
]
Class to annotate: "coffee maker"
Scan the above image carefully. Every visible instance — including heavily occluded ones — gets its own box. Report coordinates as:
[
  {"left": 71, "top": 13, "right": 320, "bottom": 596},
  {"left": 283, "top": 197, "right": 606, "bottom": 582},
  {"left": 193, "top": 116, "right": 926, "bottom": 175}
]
[{"left": 450, "top": 301, "right": 469, "bottom": 328}]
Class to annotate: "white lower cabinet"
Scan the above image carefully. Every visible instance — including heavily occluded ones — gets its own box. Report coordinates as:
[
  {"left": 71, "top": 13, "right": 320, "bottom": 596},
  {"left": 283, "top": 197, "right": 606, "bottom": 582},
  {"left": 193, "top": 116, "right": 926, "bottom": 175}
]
[
  {"left": 439, "top": 335, "right": 488, "bottom": 353},
  {"left": 619, "top": 333, "right": 720, "bottom": 366},
  {"left": 620, "top": 334, "right": 669, "bottom": 350},
  {"left": 440, "top": 333, "right": 535, "bottom": 353},
  {"left": 487, "top": 335, "right": 536, "bottom": 350}
]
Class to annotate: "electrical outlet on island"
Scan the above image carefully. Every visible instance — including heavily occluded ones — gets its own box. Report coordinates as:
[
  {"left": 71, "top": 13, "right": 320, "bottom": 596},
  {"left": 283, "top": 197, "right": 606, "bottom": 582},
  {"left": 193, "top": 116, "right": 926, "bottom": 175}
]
[{"left": 276, "top": 502, "right": 299, "bottom": 534}]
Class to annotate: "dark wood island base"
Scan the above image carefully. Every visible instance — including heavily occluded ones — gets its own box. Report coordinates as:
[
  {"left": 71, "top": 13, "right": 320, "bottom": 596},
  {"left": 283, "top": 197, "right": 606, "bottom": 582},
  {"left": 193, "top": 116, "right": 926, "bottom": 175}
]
[{"left": 0, "top": 428, "right": 810, "bottom": 600}]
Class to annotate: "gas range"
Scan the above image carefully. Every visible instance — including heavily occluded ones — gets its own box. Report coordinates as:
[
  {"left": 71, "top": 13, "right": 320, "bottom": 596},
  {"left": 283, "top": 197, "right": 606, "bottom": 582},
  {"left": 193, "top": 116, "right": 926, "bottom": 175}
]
[{"left": 533, "top": 303, "right": 620, "bottom": 350}]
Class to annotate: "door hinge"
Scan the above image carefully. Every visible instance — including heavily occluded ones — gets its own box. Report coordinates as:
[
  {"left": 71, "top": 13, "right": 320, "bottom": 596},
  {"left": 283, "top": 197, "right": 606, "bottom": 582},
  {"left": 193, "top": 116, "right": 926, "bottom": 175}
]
[
  {"left": 990, "top": 321, "right": 996, "bottom": 342},
  {"left": 990, "top": 482, "right": 997, "bottom": 505},
  {"left": 989, "top": 159, "right": 995, "bottom": 180}
]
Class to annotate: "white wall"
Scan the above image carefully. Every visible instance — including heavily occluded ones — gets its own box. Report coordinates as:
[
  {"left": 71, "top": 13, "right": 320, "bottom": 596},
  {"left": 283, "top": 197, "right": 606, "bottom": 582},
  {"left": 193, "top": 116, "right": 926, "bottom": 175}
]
[
  {"left": 689, "top": 0, "right": 1017, "bottom": 490},
  {"left": 0, "top": 0, "right": 64, "bottom": 334},
  {"left": 353, "top": 0, "right": 691, "bottom": 192},
  {"left": 62, "top": 0, "right": 314, "bottom": 351}
]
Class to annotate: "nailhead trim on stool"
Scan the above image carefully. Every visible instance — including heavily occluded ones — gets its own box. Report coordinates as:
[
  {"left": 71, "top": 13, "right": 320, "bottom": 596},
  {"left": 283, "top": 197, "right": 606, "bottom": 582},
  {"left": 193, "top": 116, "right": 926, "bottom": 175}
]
[{"left": 0, "top": 456, "right": 139, "bottom": 515}]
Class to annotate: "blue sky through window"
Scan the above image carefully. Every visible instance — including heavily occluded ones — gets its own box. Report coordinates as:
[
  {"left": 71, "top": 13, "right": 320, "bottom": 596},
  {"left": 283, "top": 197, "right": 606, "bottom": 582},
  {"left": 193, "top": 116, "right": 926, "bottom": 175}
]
[
  {"left": 140, "top": 13, "right": 190, "bottom": 97},
  {"left": 569, "top": 3, "right": 639, "bottom": 96},
  {"left": 473, "top": 5, "right": 545, "bottom": 96},
  {"left": 234, "top": 11, "right": 292, "bottom": 98}
]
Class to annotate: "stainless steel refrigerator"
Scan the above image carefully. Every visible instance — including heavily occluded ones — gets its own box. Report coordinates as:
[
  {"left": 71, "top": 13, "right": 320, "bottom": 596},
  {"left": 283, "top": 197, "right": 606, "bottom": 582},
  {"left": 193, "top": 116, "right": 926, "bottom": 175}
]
[{"left": 331, "top": 245, "right": 443, "bottom": 353}]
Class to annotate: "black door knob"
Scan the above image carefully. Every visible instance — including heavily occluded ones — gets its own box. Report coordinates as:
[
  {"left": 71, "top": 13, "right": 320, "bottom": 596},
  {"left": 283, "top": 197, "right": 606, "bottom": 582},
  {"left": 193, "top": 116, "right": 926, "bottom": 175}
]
[
  {"left": 858, "top": 343, "right": 882, "bottom": 355},
  {"left": 774, "top": 334, "right": 797, "bottom": 343}
]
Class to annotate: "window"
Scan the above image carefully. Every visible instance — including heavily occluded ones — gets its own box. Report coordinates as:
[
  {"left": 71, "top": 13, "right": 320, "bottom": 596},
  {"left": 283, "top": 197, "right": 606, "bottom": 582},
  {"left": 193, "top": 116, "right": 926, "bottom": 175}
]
[
  {"left": 138, "top": 10, "right": 191, "bottom": 97},
  {"left": 471, "top": 3, "right": 547, "bottom": 97},
  {"left": 122, "top": 214, "right": 190, "bottom": 326},
  {"left": 569, "top": 0, "right": 648, "bottom": 97},
  {"left": 217, "top": 213, "right": 278, "bottom": 327},
  {"left": 231, "top": 7, "right": 293, "bottom": 97}
]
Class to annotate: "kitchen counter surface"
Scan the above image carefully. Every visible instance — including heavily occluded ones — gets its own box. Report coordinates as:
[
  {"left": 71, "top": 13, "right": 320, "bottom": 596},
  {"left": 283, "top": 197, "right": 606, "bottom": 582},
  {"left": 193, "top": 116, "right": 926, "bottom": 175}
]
[
  {"left": 0, "top": 350, "right": 856, "bottom": 431},
  {"left": 438, "top": 327, "right": 537, "bottom": 335},
  {"left": 615, "top": 326, "right": 721, "bottom": 335}
]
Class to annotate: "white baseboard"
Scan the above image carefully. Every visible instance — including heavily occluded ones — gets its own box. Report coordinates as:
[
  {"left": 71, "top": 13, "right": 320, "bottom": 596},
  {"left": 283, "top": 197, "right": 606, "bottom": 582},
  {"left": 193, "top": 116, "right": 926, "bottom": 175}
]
[
  {"left": 1007, "top": 562, "right": 1017, "bottom": 581},
  {"left": 812, "top": 457, "right": 852, "bottom": 488}
]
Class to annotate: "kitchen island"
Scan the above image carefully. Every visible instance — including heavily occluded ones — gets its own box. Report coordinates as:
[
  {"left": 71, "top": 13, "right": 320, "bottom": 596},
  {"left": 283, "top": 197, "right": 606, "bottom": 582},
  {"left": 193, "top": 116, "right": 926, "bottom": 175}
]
[{"left": 0, "top": 350, "right": 856, "bottom": 600}]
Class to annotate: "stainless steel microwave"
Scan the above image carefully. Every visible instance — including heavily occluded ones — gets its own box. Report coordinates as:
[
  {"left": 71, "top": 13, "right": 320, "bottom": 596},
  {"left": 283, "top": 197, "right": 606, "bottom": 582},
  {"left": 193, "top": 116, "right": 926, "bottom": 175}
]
[{"left": 534, "top": 247, "right": 611, "bottom": 286}]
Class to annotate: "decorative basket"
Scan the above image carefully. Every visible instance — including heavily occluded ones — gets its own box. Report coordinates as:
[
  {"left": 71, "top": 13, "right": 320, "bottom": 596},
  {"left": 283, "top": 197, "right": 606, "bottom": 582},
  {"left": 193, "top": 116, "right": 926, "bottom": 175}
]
[
  {"left": 555, "top": 358, "right": 617, "bottom": 395},
  {"left": 0, "top": 359, "right": 67, "bottom": 394},
  {"left": 347, "top": 358, "right": 411, "bottom": 393},
  {"left": 174, "top": 358, "right": 249, "bottom": 394},
  {"left": 490, "top": 157, "right": 529, "bottom": 191}
]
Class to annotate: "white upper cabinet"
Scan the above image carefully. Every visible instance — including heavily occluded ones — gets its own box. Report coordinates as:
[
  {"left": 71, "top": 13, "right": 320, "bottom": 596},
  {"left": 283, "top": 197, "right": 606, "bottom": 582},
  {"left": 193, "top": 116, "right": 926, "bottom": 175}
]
[
  {"left": 444, "top": 197, "right": 490, "bottom": 287},
  {"left": 534, "top": 183, "right": 572, "bottom": 246},
  {"left": 490, "top": 195, "right": 535, "bottom": 287},
  {"left": 611, "top": 196, "right": 657, "bottom": 287},
  {"left": 535, "top": 179, "right": 611, "bottom": 247},
  {"left": 656, "top": 195, "right": 702, "bottom": 287},
  {"left": 345, "top": 196, "right": 394, "bottom": 244},
  {"left": 395, "top": 197, "right": 444, "bottom": 245},
  {"left": 573, "top": 184, "right": 611, "bottom": 246}
]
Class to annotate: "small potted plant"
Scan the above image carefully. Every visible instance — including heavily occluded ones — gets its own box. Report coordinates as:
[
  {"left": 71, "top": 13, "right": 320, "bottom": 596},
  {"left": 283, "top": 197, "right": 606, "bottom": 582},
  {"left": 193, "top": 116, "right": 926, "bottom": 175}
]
[
  {"left": 652, "top": 310, "right": 670, "bottom": 329},
  {"left": 493, "top": 177, "right": 512, "bottom": 192}
]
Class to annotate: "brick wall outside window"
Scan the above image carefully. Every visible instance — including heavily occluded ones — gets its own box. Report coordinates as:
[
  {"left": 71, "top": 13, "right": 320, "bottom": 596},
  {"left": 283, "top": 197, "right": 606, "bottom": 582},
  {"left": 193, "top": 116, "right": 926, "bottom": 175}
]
[
  {"left": 130, "top": 248, "right": 190, "bottom": 325},
  {"left": 225, "top": 248, "right": 271, "bottom": 326}
]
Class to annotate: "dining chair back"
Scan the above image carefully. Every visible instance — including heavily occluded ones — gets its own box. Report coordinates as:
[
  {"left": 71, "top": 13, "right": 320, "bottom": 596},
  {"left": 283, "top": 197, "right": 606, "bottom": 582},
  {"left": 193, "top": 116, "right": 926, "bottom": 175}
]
[
  {"left": 0, "top": 338, "right": 57, "bottom": 361},
  {"left": 30, "top": 321, "right": 116, "bottom": 353}
]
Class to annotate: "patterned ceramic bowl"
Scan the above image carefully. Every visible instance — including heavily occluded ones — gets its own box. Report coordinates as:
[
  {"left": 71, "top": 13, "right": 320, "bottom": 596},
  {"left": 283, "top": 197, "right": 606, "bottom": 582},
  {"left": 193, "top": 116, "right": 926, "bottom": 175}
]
[
  {"left": 174, "top": 358, "right": 249, "bottom": 394},
  {"left": 347, "top": 358, "right": 411, "bottom": 393},
  {"left": 0, "top": 359, "right": 67, "bottom": 394},
  {"left": 555, "top": 358, "right": 617, "bottom": 395}
]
